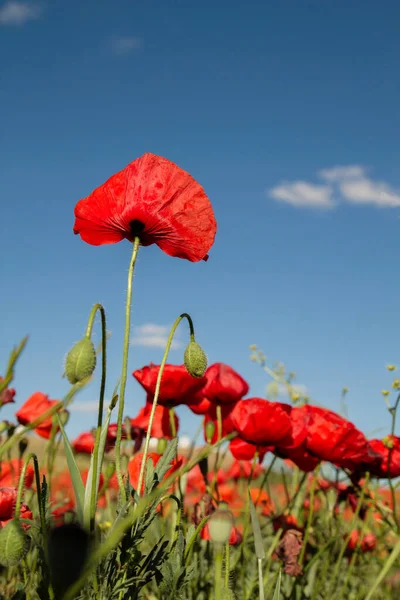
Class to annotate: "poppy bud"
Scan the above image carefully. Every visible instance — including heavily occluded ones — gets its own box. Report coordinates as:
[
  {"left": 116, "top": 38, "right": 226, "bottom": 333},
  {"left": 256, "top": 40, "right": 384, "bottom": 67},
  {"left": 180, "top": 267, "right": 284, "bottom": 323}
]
[
  {"left": 121, "top": 454, "right": 129, "bottom": 473},
  {"left": 157, "top": 438, "right": 168, "bottom": 454},
  {"left": 19, "top": 437, "right": 29, "bottom": 457},
  {"left": 59, "top": 410, "right": 70, "bottom": 427},
  {"left": 65, "top": 338, "right": 96, "bottom": 385},
  {"left": 184, "top": 340, "right": 207, "bottom": 378},
  {"left": 208, "top": 502, "right": 234, "bottom": 545},
  {"left": 205, "top": 421, "right": 215, "bottom": 444},
  {"left": 0, "top": 520, "right": 28, "bottom": 566}
]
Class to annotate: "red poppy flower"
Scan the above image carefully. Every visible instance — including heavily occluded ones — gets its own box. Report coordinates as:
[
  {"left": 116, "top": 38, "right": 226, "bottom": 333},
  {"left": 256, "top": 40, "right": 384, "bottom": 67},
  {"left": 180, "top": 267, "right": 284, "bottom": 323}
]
[
  {"left": 128, "top": 452, "right": 182, "bottom": 493},
  {"left": 230, "top": 398, "right": 293, "bottom": 447},
  {"left": 130, "top": 398, "right": 179, "bottom": 439},
  {"left": 0, "top": 487, "right": 17, "bottom": 520},
  {"left": 367, "top": 436, "right": 400, "bottom": 478},
  {"left": 276, "top": 446, "right": 320, "bottom": 473},
  {"left": 201, "top": 363, "right": 249, "bottom": 406},
  {"left": 0, "top": 459, "right": 34, "bottom": 488},
  {"left": 73, "top": 153, "right": 217, "bottom": 262},
  {"left": 272, "top": 514, "right": 302, "bottom": 533},
  {"left": 106, "top": 422, "right": 144, "bottom": 453},
  {"left": 1, "top": 502, "right": 33, "bottom": 530},
  {"left": 0, "top": 377, "right": 16, "bottom": 406},
  {"left": 133, "top": 364, "right": 206, "bottom": 408},
  {"left": 187, "top": 394, "right": 212, "bottom": 416},
  {"left": 72, "top": 431, "right": 96, "bottom": 454},
  {"left": 186, "top": 464, "right": 207, "bottom": 495},
  {"left": 226, "top": 460, "right": 264, "bottom": 481},
  {"left": 15, "top": 392, "right": 65, "bottom": 439},
  {"left": 229, "top": 438, "right": 272, "bottom": 462},
  {"left": 299, "top": 405, "right": 372, "bottom": 470},
  {"left": 346, "top": 530, "right": 376, "bottom": 553}
]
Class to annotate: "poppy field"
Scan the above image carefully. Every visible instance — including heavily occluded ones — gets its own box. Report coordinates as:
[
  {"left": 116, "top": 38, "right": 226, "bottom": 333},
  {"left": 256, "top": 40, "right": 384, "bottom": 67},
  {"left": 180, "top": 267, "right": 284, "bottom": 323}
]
[{"left": 1, "top": 153, "right": 400, "bottom": 600}]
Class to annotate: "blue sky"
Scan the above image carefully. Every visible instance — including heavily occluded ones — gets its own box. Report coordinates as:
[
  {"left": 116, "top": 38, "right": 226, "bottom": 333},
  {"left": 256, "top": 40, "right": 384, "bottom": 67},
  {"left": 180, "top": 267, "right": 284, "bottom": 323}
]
[{"left": 1, "top": 0, "right": 400, "bottom": 442}]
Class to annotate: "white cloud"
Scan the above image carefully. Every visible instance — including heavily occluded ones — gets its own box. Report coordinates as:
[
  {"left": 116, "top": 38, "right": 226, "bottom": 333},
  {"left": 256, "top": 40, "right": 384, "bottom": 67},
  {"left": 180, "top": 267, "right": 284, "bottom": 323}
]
[
  {"left": 0, "top": 1, "right": 41, "bottom": 25},
  {"left": 70, "top": 401, "right": 109, "bottom": 414},
  {"left": 269, "top": 181, "right": 334, "bottom": 209},
  {"left": 269, "top": 164, "right": 400, "bottom": 209},
  {"left": 339, "top": 178, "right": 400, "bottom": 208},
  {"left": 110, "top": 35, "right": 142, "bottom": 55},
  {"left": 131, "top": 324, "right": 182, "bottom": 350},
  {"left": 318, "top": 165, "right": 365, "bottom": 182}
]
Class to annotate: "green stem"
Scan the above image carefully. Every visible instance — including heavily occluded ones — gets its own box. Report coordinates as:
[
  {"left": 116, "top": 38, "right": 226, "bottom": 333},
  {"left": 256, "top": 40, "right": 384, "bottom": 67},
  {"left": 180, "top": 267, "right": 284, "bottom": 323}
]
[
  {"left": 136, "top": 312, "right": 196, "bottom": 498},
  {"left": 32, "top": 454, "right": 46, "bottom": 539},
  {"left": 364, "top": 537, "right": 400, "bottom": 600},
  {"left": 87, "top": 304, "right": 107, "bottom": 531},
  {"left": 115, "top": 238, "right": 140, "bottom": 504},
  {"left": 169, "top": 406, "right": 177, "bottom": 438},
  {"left": 225, "top": 542, "right": 230, "bottom": 590},
  {"left": 258, "top": 558, "right": 265, "bottom": 600},
  {"left": 388, "top": 393, "right": 400, "bottom": 531},
  {"left": 14, "top": 453, "right": 38, "bottom": 521},
  {"left": 184, "top": 516, "right": 210, "bottom": 564},
  {"left": 327, "top": 473, "right": 370, "bottom": 596},
  {"left": 214, "top": 544, "right": 223, "bottom": 600},
  {"left": 299, "top": 467, "right": 320, "bottom": 566}
]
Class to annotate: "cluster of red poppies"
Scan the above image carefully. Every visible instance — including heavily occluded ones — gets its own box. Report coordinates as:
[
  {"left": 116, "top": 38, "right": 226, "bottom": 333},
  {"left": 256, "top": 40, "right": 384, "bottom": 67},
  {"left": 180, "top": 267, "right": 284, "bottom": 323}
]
[{"left": 8, "top": 361, "right": 400, "bottom": 484}]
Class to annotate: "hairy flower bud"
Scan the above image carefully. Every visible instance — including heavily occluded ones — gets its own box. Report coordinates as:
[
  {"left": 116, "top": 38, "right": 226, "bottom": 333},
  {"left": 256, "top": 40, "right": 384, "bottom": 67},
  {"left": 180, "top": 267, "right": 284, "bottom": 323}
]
[
  {"left": 157, "top": 438, "right": 168, "bottom": 454},
  {"left": 208, "top": 503, "right": 234, "bottom": 545},
  {"left": 65, "top": 338, "right": 96, "bottom": 384},
  {"left": 0, "top": 520, "right": 28, "bottom": 567},
  {"left": 184, "top": 340, "right": 207, "bottom": 378},
  {"left": 205, "top": 421, "right": 215, "bottom": 444}
]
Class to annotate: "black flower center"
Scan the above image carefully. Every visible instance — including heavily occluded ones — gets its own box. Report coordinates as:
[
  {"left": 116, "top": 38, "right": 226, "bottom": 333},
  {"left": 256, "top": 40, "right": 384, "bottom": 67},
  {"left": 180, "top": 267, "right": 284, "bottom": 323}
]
[{"left": 129, "top": 219, "right": 145, "bottom": 237}]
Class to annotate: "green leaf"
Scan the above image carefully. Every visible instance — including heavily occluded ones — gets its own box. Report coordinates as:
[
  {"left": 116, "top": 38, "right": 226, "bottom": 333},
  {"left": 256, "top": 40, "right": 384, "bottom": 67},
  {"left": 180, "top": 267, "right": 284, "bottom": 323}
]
[
  {"left": 155, "top": 438, "right": 178, "bottom": 481},
  {"left": 249, "top": 492, "right": 265, "bottom": 560},
  {"left": 56, "top": 414, "right": 84, "bottom": 523},
  {"left": 83, "top": 401, "right": 115, "bottom": 527},
  {"left": 271, "top": 570, "right": 282, "bottom": 600}
]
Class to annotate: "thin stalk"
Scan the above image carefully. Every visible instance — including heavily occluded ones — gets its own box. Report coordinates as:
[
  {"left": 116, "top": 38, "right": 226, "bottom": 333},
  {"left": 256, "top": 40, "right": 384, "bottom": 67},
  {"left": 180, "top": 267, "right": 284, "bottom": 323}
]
[
  {"left": 136, "top": 313, "right": 196, "bottom": 497},
  {"left": 115, "top": 238, "right": 140, "bottom": 503},
  {"left": 87, "top": 304, "right": 107, "bottom": 531}
]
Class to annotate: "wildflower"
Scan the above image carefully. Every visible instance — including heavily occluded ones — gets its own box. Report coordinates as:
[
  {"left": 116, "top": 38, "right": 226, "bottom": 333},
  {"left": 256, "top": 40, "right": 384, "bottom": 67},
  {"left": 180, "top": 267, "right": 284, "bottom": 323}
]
[
  {"left": 130, "top": 397, "right": 179, "bottom": 439},
  {"left": 297, "top": 405, "right": 372, "bottom": 471},
  {"left": 229, "top": 437, "right": 272, "bottom": 462},
  {"left": 230, "top": 398, "right": 293, "bottom": 447},
  {"left": 15, "top": 392, "right": 67, "bottom": 439},
  {"left": 392, "top": 378, "right": 400, "bottom": 390},
  {"left": 0, "top": 459, "right": 34, "bottom": 489},
  {"left": 225, "top": 460, "right": 263, "bottom": 481},
  {"left": 133, "top": 364, "right": 205, "bottom": 408},
  {"left": 386, "top": 365, "right": 396, "bottom": 372},
  {"left": 276, "top": 529, "right": 303, "bottom": 577},
  {"left": 0, "top": 378, "right": 16, "bottom": 406},
  {"left": 367, "top": 436, "right": 400, "bottom": 478},
  {"left": 201, "top": 363, "right": 249, "bottom": 406},
  {"left": 0, "top": 487, "right": 17, "bottom": 520},
  {"left": 73, "top": 152, "right": 217, "bottom": 262},
  {"left": 72, "top": 431, "right": 96, "bottom": 454},
  {"left": 346, "top": 530, "right": 376, "bottom": 553},
  {"left": 127, "top": 452, "right": 182, "bottom": 494}
]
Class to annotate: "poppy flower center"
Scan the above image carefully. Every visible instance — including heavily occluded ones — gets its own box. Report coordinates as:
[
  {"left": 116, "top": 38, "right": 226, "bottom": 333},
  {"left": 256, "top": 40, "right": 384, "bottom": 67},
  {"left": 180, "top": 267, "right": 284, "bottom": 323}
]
[{"left": 130, "top": 219, "right": 146, "bottom": 237}]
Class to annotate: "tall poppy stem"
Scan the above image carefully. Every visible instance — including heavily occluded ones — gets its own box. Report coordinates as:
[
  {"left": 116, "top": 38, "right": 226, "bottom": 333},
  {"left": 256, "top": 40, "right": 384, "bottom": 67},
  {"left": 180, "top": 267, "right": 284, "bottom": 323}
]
[
  {"left": 86, "top": 304, "right": 107, "bottom": 531},
  {"left": 136, "top": 313, "right": 195, "bottom": 497},
  {"left": 115, "top": 238, "right": 140, "bottom": 503}
]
